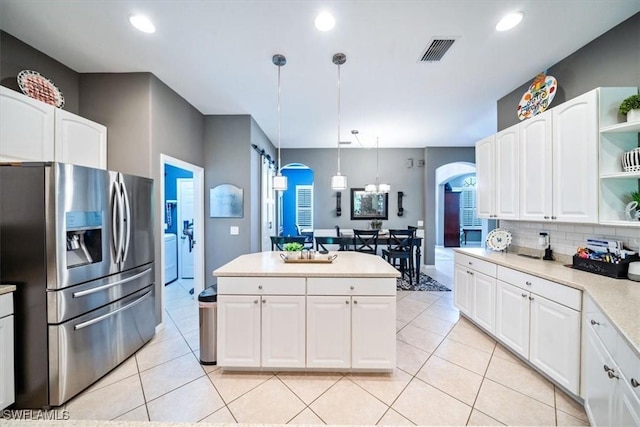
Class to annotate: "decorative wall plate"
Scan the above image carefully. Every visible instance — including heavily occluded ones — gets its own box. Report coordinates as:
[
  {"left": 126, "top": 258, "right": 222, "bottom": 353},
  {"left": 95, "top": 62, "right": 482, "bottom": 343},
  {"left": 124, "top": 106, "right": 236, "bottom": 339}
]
[
  {"left": 17, "top": 70, "right": 65, "bottom": 108},
  {"left": 517, "top": 73, "right": 557, "bottom": 121},
  {"left": 486, "top": 228, "right": 512, "bottom": 251}
]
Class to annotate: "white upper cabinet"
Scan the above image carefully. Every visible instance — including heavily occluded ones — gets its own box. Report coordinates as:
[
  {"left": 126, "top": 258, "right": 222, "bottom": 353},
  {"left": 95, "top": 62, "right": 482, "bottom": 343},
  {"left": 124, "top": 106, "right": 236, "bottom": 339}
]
[
  {"left": 476, "top": 125, "right": 519, "bottom": 220},
  {"left": 0, "top": 86, "right": 55, "bottom": 162},
  {"left": 55, "top": 109, "right": 107, "bottom": 169},
  {"left": 519, "top": 111, "right": 553, "bottom": 221},
  {"left": 552, "top": 89, "right": 599, "bottom": 223},
  {"left": 0, "top": 87, "right": 107, "bottom": 169}
]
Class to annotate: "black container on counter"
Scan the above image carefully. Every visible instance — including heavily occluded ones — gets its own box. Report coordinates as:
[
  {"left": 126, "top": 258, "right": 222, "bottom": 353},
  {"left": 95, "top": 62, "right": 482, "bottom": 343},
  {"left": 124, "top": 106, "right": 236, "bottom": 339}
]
[{"left": 572, "top": 254, "right": 640, "bottom": 279}]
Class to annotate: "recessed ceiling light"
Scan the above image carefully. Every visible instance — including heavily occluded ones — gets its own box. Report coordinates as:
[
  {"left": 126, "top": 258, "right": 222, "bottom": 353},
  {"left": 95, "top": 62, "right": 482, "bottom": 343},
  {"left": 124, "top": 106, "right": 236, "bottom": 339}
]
[
  {"left": 129, "top": 14, "right": 156, "bottom": 34},
  {"left": 496, "top": 12, "right": 524, "bottom": 31},
  {"left": 315, "top": 12, "right": 335, "bottom": 31}
]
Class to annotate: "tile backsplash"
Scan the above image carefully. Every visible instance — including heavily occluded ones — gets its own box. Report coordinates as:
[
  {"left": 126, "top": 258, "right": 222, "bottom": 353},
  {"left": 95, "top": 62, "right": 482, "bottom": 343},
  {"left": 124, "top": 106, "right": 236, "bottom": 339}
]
[{"left": 500, "top": 220, "right": 640, "bottom": 259}]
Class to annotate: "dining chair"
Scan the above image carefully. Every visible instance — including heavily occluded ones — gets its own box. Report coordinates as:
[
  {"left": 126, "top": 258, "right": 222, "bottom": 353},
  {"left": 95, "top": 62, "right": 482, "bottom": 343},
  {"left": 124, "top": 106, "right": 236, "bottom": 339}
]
[
  {"left": 270, "top": 235, "right": 307, "bottom": 251},
  {"left": 382, "top": 228, "right": 417, "bottom": 286},
  {"left": 352, "top": 229, "right": 379, "bottom": 255},
  {"left": 315, "top": 236, "right": 349, "bottom": 252}
]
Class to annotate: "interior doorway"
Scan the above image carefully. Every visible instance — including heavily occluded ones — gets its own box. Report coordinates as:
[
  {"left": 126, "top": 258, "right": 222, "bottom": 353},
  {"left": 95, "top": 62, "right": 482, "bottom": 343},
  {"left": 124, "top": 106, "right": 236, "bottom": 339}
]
[
  {"left": 159, "top": 154, "right": 204, "bottom": 326},
  {"left": 280, "top": 163, "right": 314, "bottom": 236}
]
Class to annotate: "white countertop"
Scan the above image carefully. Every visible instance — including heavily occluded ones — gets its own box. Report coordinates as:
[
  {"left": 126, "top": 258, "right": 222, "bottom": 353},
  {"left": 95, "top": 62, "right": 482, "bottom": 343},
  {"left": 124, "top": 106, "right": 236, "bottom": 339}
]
[
  {"left": 456, "top": 248, "right": 640, "bottom": 358},
  {"left": 0, "top": 284, "right": 16, "bottom": 295},
  {"left": 213, "top": 251, "right": 400, "bottom": 278}
]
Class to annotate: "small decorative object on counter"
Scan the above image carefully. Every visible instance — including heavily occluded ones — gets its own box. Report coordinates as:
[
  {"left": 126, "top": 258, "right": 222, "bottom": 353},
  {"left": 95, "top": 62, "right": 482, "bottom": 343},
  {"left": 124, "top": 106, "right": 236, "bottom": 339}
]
[
  {"left": 618, "top": 94, "right": 640, "bottom": 122},
  {"left": 282, "top": 242, "right": 304, "bottom": 260}
]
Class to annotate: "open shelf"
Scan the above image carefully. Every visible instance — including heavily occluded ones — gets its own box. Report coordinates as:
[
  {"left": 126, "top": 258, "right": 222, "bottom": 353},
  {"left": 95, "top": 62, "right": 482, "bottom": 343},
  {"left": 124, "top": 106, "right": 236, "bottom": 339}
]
[
  {"left": 600, "top": 171, "right": 640, "bottom": 179},
  {"left": 600, "top": 121, "right": 640, "bottom": 134}
]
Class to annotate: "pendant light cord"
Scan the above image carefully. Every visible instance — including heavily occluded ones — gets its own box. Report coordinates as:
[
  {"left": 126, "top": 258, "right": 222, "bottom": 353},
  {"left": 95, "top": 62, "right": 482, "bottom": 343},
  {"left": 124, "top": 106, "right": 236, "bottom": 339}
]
[
  {"left": 376, "top": 136, "right": 380, "bottom": 184},
  {"left": 336, "top": 63, "right": 341, "bottom": 174},
  {"left": 277, "top": 63, "right": 282, "bottom": 173}
]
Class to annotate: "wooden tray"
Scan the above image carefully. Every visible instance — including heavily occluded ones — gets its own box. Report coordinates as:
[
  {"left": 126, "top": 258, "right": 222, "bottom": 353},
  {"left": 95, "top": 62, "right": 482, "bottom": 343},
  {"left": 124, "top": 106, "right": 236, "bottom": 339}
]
[{"left": 280, "top": 254, "right": 337, "bottom": 263}]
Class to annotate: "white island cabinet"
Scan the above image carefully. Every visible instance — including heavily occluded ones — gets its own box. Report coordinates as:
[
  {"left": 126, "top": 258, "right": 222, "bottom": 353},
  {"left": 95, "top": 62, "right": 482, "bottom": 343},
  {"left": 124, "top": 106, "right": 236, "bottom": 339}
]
[{"left": 214, "top": 252, "right": 399, "bottom": 372}]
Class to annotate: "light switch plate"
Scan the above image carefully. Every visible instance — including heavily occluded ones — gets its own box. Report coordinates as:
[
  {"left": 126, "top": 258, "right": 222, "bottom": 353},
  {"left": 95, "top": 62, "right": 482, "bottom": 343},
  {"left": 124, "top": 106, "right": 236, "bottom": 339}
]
[{"left": 230, "top": 226, "right": 239, "bottom": 235}]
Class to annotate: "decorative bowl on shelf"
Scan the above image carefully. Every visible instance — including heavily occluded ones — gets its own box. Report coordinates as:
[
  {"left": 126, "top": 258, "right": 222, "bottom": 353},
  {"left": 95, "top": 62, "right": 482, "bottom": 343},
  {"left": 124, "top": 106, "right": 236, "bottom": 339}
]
[{"left": 621, "top": 148, "right": 640, "bottom": 172}]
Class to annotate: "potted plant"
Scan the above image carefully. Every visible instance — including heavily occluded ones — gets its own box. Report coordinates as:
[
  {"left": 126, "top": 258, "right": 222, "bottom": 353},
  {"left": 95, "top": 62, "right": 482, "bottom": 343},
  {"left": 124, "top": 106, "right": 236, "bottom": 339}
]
[
  {"left": 283, "top": 242, "right": 304, "bottom": 259},
  {"left": 624, "top": 191, "right": 640, "bottom": 220},
  {"left": 619, "top": 94, "right": 640, "bottom": 122},
  {"left": 370, "top": 219, "right": 383, "bottom": 230}
]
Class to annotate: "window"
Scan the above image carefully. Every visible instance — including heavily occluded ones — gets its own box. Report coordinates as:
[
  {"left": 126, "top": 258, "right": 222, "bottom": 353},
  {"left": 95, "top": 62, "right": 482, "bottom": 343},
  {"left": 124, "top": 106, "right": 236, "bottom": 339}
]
[
  {"left": 460, "top": 177, "right": 481, "bottom": 228},
  {"left": 296, "top": 185, "right": 313, "bottom": 229}
]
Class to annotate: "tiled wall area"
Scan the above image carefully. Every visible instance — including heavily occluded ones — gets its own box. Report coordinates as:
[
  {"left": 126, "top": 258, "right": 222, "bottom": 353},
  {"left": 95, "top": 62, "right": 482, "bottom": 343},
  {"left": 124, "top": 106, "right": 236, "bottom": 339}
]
[{"left": 500, "top": 220, "right": 640, "bottom": 259}]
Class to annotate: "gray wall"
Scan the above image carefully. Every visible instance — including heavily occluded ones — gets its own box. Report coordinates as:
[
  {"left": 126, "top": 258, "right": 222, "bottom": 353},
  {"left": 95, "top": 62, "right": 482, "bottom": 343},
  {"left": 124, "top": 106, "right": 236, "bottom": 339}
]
[
  {"left": 498, "top": 13, "right": 640, "bottom": 130},
  {"left": 0, "top": 30, "right": 80, "bottom": 114},
  {"left": 204, "top": 115, "right": 253, "bottom": 276},
  {"left": 81, "top": 72, "right": 205, "bottom": 323},
  {"left": 423, "top": 147, "right": 476, "bottom": 265},
  {"left": 281, "top": 147, "right": 425, "bottom": 231}
]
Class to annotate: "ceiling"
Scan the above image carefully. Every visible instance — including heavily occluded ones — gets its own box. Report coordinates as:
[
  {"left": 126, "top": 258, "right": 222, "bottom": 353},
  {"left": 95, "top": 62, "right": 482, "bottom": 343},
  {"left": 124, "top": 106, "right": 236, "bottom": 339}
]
[{"left": 0, "top": 1, "right": 638, "bottom": 149}]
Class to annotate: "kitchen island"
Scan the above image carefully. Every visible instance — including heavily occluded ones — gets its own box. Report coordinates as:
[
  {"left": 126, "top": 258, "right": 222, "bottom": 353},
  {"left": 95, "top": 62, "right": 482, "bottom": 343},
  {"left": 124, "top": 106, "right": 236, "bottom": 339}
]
[{"left": 213, "top": 251, "right": 400, "bottom": 371}]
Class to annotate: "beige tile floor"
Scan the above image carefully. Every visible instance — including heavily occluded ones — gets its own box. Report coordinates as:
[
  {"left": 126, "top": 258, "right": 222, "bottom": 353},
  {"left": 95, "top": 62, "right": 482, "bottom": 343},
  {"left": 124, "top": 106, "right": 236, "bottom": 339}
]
[{"left": 57, "top": 252, "right": 590, "bottom": 426}]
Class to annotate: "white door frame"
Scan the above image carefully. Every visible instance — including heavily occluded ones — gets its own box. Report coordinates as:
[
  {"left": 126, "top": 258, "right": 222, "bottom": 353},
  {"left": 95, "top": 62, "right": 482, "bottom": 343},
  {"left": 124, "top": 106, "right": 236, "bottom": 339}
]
[
  {"left": 159, "top": 154, "right": 205, "bottom": 327},
  {"left": 177, "top": 177, "right": 195, "bottom": 279}
]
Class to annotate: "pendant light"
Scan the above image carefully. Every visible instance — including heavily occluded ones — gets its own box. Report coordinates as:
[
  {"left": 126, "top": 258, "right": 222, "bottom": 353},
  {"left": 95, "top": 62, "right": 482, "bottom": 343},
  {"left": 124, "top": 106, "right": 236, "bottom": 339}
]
[
  {"left": 330, "top": 53, "right": 348, "bottom": 191},
  {"left": 272, "top": 54, "right": 288, "bottom": 192},
  {"left": 365, "top": 137, "right": 390, "bottom": 193}
]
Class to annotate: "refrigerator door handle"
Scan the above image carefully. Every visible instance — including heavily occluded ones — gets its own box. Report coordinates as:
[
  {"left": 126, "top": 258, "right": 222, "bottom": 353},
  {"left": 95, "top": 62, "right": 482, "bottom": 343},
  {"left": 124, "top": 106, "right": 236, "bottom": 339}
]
[
  {"left": 73, "top": 289, "right": 152, "bottom": 330},
  {"left": 72, "top": 267, "right": 152, "bottom": 298},
  {"left": 111, "top": 179, "right": 122, "bottom": 263},
  {"left": 121, "top": 180, "right": 132, "bottom": 263}
]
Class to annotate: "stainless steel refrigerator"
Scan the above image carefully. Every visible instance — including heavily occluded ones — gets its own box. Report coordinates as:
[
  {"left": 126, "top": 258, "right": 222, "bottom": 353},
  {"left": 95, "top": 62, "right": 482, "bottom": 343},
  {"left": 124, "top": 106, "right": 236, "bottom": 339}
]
[{"left": 0, "top": 162, "right": 155, "bottom": 409}]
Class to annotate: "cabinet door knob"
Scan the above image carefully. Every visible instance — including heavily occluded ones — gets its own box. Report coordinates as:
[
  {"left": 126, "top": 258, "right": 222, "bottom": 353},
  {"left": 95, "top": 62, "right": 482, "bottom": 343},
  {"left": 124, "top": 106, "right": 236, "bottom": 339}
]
[
  {"left": 258, "top": 285, "right": 263, "bottom": 290},
  {"left": 521, "top": 293, "right": 527, "bottom": 297},
  {"left": 544, "top": 216, "right": 550, "bottom": 219},
  {"left": 262, "top": 299, "right": 266, "bottom": 304},
  {"left": 253, "top": 299, "right": 258, "bottom": 304},
  {"left": 551, "top": 216, "right": 557, "bottom": 220},
  {"left": 354, "top": 300, "right": 358, "bottom": 304},
  {"left": 631, "top": 378, "right": 639, "bottom": 388},
  {"left": 608, "top": 371, "right": 620, "bottom": 380},
  {"left": 468, "top": 271, "right": 474, "bottom": 275},
  {"left": 345, "top": 300, "right": 349, "bottom": 304},
  {"left": 604, "top": 364, "right": 612, "bottom": 372},
  {"left": 350, "top": 286, "right": 355, "bottom": 290},
  {"left": 529, "top": 296, "right": 534, "bottom": 301},
  {"left": 590, "top": 319, "right": 600, "bottom": 326},
  {"left": 525, "top": 281, "right": 532, "bottom": 286},
  {"left": 468, "top": 261, "right": 473, "bottom": 265}
]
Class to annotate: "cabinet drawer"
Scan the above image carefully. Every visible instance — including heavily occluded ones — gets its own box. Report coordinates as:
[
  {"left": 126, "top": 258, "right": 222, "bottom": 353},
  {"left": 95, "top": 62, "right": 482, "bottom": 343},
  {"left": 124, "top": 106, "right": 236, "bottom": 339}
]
[
  {"left": 307, "top": 278, "right": 396, "bottom": 296},
  {"left": 0, "top": 293, "right": 13, "bottom": 318},
  {"left": 497, "top": 266, "right": 581, "bottom": 311},
  {"left": 217, "top": 277, "right": 305, "bottom": 295},
  {"left": 454, "top": 253, "right": 497, "bottom": 277},
  {"left": 584, "top": 296, "right": 618, "bottom": 357}
]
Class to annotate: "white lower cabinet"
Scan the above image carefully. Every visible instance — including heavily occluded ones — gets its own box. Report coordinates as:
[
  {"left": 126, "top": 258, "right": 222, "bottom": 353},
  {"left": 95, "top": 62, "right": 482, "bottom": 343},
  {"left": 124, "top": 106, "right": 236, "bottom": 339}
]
[
  {"left": 583, "top": 296, "right": 640, "bottom": 426},
  {"left": 217, "top": 294, "right": 305, "bottom": 368},
  {"left": 306, "top": 295, "right": 396, "bottom": 370},
  {"left": 454, "top": 253, "right": 497, "bottom": 333},
  {"left": 495, "top": 280, "right": 530, "bottom": 358},
  {"left": 0, "top": 293, "right": 15, "bottom": 411}
]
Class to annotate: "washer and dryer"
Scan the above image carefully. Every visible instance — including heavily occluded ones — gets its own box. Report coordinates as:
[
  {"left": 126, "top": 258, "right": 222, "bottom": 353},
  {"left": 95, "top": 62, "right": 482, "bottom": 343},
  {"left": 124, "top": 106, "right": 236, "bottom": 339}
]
[{"left": 164, "top": 233, "right": 178, "bottom": 284}]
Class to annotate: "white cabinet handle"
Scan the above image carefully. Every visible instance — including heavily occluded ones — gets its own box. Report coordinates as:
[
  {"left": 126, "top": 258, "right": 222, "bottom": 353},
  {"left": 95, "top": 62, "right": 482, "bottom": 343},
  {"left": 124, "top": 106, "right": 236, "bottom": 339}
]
[
  {"left": 604, "top": 364, "right": 613, "bottom": 372},
  {"left": 525, "top": 281, "right": 532, "bottom": 286},
  {"left": 529, "top": 296, "right": 534, "bottom": 301},
  {"left": 631, "top": 378, "right": 639, "bottom": 388},
  {"left": 608, "top": 371, "right": 620, "bottom": 380},
  {"left": 354, "top": 300, "right": 358, "bottom": 304},
  {"left": 350, "top": 286, "right": 355, "bottom": 290},
  {"left": 468, "top": 261, "right": 473, "bottom": 265},
  {"left": 262, "top": 299, "right": 266, "bottom": 304},
  {"left": 521, "top": 293, "right": 527, "bottom": 297},
  {"left": 468, "top": 271, "right": 474, "bottom": 275},
  {"left": 258, "top": 285, "right": 263, "bottom": 290},
  {"left": 253, "top": 299, "right": 258, "bottom": 304},
  {"left": 345, "top": 300, "right": 349, "bottom": 304},
  {"left": 544, "top": 216, "right": 550, "bottom": 219},
  {"left": 590, "top": 319, "right": 600, "bottom": 326}
]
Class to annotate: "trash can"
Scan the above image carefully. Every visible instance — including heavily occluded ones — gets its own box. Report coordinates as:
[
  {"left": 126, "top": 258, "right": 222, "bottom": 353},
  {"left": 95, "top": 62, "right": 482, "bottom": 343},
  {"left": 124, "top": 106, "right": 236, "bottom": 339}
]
[{"left": 198, "top": 284, "right": 217, "bottom": 365}]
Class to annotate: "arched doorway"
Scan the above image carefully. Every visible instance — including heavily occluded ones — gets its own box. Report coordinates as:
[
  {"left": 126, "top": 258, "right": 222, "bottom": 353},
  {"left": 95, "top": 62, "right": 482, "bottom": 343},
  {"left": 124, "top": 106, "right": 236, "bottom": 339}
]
[{"left": 280, "top": 163, "right": 314, "bottom": 236}]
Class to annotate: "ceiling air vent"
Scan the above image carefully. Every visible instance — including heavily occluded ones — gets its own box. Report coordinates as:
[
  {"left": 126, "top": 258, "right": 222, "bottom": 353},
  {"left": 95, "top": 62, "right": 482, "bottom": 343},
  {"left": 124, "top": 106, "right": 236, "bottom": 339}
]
[{"left": 420, "top": 38, "right": 456, "bottom": 62}]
